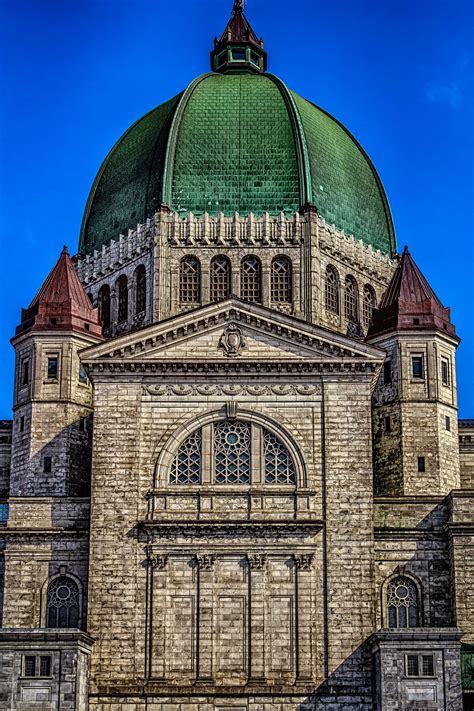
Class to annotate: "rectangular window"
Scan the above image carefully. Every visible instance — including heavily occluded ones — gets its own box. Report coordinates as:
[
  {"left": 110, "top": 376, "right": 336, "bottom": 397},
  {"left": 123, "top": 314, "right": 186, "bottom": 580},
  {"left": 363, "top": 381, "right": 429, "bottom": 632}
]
[
  {"left": 384, "top": 415, "right": 391, "bottom": 433},
  {"left": 79, "top": 416, "right": 86, "bottom": 433},
  {"left": 20, "top": 415, "right": 25, "bottom": 433},
  {"left": 43, "top": 456, "right": 52, "bottom": 473},
  {"left": 445, "top": 415, "right": 451, "bottom": 431},
  {"left": 418, "top": 456, "right": 426, "bottom": 472},
  {"left": 406, "top": 654, "right": 419, "bottom": 676},
  {"left": 383, "top": 360, "right": 392, "bottom": 384},
  {"left": 21, "top": 359, "right": 29, "bottom": 386},
  {"left": 39, "top": 656, "right": 52, "bottom": 677},
  {"left": 422, "top": 655, "right": 434, "bottom": 676},
  {"left": 47, "top": 357, "right": 58, "bottom": 379},
  {"left": 79, "top": 363, "right": 88, "bottom": 384},
  {"left": 412, "top": 356, "right": 424, "bottom": 378},
  {"left": 441, "top": 359, "right": 450, "bottom": 386},
  {"left": 23, "top": 655, "right": 36, "bottom": 677}
]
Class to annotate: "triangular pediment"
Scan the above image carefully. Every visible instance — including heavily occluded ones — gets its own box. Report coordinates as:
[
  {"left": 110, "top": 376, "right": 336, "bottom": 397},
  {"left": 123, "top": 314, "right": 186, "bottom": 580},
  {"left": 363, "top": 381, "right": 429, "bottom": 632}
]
[{"left": 81, "top": 299, "right": 384, "bottom": 370}]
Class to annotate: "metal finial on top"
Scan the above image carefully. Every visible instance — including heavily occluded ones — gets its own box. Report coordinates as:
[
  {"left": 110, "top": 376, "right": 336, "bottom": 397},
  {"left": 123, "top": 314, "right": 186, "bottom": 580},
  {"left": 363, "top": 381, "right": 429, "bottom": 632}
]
[{"left": 233, "top": 0, "right": 244, "bottom": 13}]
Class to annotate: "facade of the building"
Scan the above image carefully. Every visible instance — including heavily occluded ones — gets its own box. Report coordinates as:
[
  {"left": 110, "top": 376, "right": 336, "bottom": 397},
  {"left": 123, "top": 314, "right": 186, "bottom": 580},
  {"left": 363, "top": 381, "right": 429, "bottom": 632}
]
[{"left": 0, "top": 2, "right": 473, "bottom": 710}]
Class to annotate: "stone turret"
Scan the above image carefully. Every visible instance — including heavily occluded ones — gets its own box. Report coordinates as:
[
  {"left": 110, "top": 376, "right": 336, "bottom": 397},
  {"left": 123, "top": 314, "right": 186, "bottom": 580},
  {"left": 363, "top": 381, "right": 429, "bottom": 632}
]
[{"left": 367, "top": 246, "right": 460, "bottom": 495}]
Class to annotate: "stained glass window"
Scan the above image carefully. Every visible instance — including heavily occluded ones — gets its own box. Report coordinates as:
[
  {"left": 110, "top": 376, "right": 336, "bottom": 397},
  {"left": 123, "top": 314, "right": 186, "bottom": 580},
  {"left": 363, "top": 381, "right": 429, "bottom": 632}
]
[
  {"left": 46, "top": 576, "right": 80, "bottom": 628},
  {"left": 170, "top": 429, "right": 202, "bottom": 484},
  {"left": 387, "top": 576, "right": 418, "bottom": 628}
]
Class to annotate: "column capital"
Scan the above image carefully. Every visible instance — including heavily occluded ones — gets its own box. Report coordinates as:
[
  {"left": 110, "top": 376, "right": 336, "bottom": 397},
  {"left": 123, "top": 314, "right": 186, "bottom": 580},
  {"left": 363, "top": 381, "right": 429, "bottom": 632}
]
[
  {"left": 196, "top": 554, "right": 215, "bottom": 570},
  {"left": 248, "top": 553, "right": 266, "bottom": 570},
  {"left": 294, "top": 553, "right": 313, "bottom": 570}
]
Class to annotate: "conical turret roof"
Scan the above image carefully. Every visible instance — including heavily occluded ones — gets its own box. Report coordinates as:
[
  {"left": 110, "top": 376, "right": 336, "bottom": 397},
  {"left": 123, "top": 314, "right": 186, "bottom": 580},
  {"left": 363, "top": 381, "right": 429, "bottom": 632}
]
[
  {"left": 15, "top": 246, "right": 103, "bottom": 338},
  {"left": 367, "top": 246, "right": 457, "bottom": 339}
]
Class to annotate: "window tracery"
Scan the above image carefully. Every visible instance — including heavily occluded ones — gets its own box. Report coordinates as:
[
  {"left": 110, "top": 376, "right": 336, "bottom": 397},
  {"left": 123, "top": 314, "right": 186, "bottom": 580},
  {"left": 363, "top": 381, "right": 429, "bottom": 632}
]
[
  {"left": 210, "top": 256, "right": 231, "bottom": 302},
  {"left": 214, "top": 420, "right": 251, "bottom": 484},
  {"left": 170, "top": 429, "right": 202, "bottom": 484},
  {"left": 271, "top": 256, "right": 292, "bottom": 304},
  {"left": 386, "top": 575, "right": 418, "bottom": 628},
  {"left": 46, "top": 576, "right": 80, "bottom": 628},
  {"left": 362, "top": 284, "right": 376, "bottom": 328},
  {"left": 325, "top": 265, "right": 340, "bottom": 315},
  {"left": 264, "top": 429, "right": 296, "bottom": 484},
  {"left": 240, "top": 256, "right": 262, "bottom": 303},
  {"left": 344, "top": 275, "right": 359, "bottom": 322},
  {"left": 180, "top": 256, "right": 201, "bottom": 304}
]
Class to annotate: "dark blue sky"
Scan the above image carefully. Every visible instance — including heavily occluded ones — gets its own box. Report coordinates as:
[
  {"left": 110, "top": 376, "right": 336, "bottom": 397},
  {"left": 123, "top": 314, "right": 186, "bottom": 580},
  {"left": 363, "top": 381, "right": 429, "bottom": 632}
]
[{"left": 0, "top": 0, "right": 473, "bottom": 418}]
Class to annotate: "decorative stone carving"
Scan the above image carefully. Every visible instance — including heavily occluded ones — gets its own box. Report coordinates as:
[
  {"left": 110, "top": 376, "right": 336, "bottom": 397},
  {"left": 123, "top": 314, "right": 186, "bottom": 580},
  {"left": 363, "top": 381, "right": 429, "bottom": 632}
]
[
  {"left": 247, "top": 554, "right": 267, "bottom": 570},
  {"left": 294, "top": 553, "right": 314, "bottom": 570},
  {"left": 148, "top": 553, "right": 168, "bottom": 570},
  {"left": 226, "top": 401, "right": 238, "bottom": 419},
  {"left": 143, "top": 383, "right": 322, "bottom": 397},
  {"left": 195, "top": 554, "right": 215, "bottom": 570},
  {"left": 218, "top": 324, "right": 247, "bottom": 357}
]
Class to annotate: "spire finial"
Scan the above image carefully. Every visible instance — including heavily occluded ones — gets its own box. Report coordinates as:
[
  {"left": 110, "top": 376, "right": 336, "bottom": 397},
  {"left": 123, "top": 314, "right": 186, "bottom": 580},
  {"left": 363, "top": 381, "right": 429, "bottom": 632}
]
[
  {"left": 211, "top": 0, "right": 266, "bottom": 73},
  {"left": 233, "top": 0, "right": 244, "bottom": 13}
]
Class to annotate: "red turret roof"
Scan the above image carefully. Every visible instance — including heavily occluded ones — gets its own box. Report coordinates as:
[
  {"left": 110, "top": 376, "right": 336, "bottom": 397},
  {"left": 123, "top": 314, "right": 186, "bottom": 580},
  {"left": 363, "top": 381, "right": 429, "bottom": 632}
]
[
  {"left": 367, "top": 246, "right": 457, "bottom": 340},
  {"left": 15, "top": 246, "right": 103, "bottom": 338}
]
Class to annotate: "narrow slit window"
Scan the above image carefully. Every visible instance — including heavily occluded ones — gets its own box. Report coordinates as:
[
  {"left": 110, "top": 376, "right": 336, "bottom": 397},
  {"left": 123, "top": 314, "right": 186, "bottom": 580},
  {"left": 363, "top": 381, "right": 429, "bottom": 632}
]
[
  {"left": 98, "top": 285, "right": 111, "bottom": 329},
  {"left": 117, "top": 275, "right": 128, "bottom": 323},
  {"left": 135, "top": 265, "right": 146, "bottom": 314}
]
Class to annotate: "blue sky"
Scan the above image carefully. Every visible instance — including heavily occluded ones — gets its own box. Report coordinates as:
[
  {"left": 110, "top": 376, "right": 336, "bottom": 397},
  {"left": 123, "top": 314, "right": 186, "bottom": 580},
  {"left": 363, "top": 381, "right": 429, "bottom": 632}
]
[{"left": 0, "top": 0, "right": 473, "bottom": 418}]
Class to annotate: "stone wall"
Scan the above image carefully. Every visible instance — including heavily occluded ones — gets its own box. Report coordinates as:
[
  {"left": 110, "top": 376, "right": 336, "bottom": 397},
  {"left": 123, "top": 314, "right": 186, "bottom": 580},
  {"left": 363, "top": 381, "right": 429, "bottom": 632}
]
[
  {"left": 0, "top": 420, "right": 12, "bottom": 499},
  {"left": 459, "top": 419, "right": 474, "bottom": 489}
]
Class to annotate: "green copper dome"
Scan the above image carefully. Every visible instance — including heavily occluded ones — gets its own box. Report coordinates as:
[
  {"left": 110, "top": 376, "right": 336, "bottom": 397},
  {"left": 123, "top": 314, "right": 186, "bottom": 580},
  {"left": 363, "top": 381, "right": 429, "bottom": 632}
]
[{"left": 79, "top": 71, "right": 395, "bottom": 256}]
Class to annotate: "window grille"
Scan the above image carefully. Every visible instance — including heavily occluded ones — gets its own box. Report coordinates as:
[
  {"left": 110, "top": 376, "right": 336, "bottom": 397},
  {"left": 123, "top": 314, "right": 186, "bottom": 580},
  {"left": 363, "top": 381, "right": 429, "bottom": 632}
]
[
  {"left": 240, "top": 256, "right": 262, "bottom": 303},
  {"left": 325, "top": 266, "right": 339, "bottom": 315},
  {"left": 271, "top": 256, "right": 292, "bottom": 304},
  {"left": 215, "top": 421, "right": 251, "bottom": 484},
  {"left": 24, "top": 656, "right": 37, "bottom": 677},
  {"left": 117, "top": 276, "right": 128, "bottom": 323},
  {"left": 46, "top": 576, "right": 80, "bottom": 628},
  {"left": 344, "top": 276, "right": 359, "bottom": 321},
  {"left": 98, "top": 285, "right": 111, "bottom": 329},
  {"left": 362, "top": 284, "right": 376, "bottom": 328},
  {"left": 180, "top": 256, "right": 201, "bottom": 303},
  {"left": 210, "top": 256, "right": 231, "bottom": 302},
  {"left": 387, "top": 576, "right": 418, "bottom": 628},
  {"left": 135, "top": 266, "right": 146, "bottom": 314},
  {"left": 264, "top": 429, "right": 296, "bottom": 484},
  {"left": 170, "top": 429, "right": 202, "bottom": 484}
]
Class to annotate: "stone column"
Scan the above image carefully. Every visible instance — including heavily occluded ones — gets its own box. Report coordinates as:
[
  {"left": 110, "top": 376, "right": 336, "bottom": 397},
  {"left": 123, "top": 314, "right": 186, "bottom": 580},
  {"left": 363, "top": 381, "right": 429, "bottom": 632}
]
[
  {"left": 295, "top": 553, "right": 314, "bottom": 681},
  {"left": 149, "top": 552, "right": 168, "bottom": 679},
  {"left": 196, "top": 554, "right": 215, "bottom": 682},
  {"left": 248, "top": 553, "right": 266, "bottom": 681}
]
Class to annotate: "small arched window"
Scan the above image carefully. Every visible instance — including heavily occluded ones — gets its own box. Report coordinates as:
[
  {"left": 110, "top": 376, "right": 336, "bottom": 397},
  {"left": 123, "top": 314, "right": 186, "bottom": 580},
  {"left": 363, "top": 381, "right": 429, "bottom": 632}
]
[
  {"left": 210, "top": 256, "right": 231, "bottom": 302},
  {"left": 117, "top": 275, "right": 128, "bottom": 323},
  {"left": 240, "top": 256, "right": 262, "bottom": 303},
  {"left": 180, "top": 256, "right": 201, "bottom": 304},
  {"left": 344, "top": 275, "right": 359, "bottom": 322},
  {"left": 271, "top": 256, "right": 292, "bottom": 304},
  {"left": 169, "top": 420, "right": 296, "bottom": 486},
  {"left": 98, "top": 285, "right": 110, "bottom": 330},
  {"left": 362, "top": 284, "right": 376, "bottom": 328},
  {"left": 46, "top": 576, "right": 80, "bottom": 628},
  {"left": 135, "top": 265, "right": 146, "bottom": 314},
  {"left": 387, "top": 576, "right": 419, "bottom": 628},
  {"left": 325, "top": 265, "right": 339, "bottom": 315}
]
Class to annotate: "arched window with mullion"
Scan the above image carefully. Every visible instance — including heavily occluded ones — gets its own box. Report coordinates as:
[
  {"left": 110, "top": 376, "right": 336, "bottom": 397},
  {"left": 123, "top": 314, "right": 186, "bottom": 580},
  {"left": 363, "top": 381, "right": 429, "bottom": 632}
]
[
  {"left": 325, "top": 265, "right": 340, "bottom": 315},
  {"left": 271, "top": 256, "right": 292, "bottom": 304},
  {"left": 240, "top": 256, "right": 262, "bottom": 303},
  {"left": 180, "top": 256, "right": 201, "bottom": 304},
  {"left": 386, "top": 576, "right": 419, "bottom": 628},
  {"left": 46, "top": 576, "right": 80, "bottom": 628},
  {"left": 344, "top": 275, "right": 359, "bottom": 322},
  {"left": 210, "top": 256, "right": 231, "bottom": 302},
  {"left": 362, "top": 284, "right": 376, "bottom": 328},
  {"left": 135, "top": 265, "right": 147, "bottom": 314}
]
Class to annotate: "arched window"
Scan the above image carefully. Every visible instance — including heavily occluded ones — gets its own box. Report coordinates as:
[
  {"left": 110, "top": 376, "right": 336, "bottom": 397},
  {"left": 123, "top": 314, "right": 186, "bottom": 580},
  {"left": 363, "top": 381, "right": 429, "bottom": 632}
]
[
  {"left": 387, "top": 576, "right": 419, "bottom": 628},
  {"left": 117, "top": 275, "right": 128, "bottom": 323},
  {"left": 344, "top": 275, "right": 359, "bottom": 322},
  {"left": 46, "top": 576, "right": 80, "bottom": 628},
  {"left": 325, "top": 265, "right": 339, "bottom": 315},
  {"left": 210, "top": 256, "right": 231, "bottom": 302},
  {"left": 169, "top": 420, "right": 296, "bottom": 486},
  {"left": 180, "top": 256, "right": 201, "bottom": 304},
  {"left": 362, "top": 284, "right": 376, "bottom": 328},
  {"left": 240, "top": 256, "right": 262, "bottom": 303},
  {"left": 98, "top": 285, "right": 110, "bottom": 330},
  {"left": 135, "top": 265, "right": 146, "bottom": 314},
  {"left": 271, "top": 256, "right": 292, "bottom": 304}
]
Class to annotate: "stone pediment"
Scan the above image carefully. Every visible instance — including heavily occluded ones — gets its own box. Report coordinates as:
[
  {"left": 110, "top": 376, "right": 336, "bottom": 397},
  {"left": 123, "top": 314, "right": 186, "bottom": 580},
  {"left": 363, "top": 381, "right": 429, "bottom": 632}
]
[{"left": 81, "top": 298, "right": 384, "bottom": 373}]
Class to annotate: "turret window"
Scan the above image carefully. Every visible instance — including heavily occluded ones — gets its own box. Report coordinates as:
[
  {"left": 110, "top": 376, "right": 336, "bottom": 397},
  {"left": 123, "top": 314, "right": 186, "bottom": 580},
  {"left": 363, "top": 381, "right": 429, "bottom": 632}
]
[
  {"left": 383, "top": 360, "right": 392, "bottom": 384},
  {"left": 210, "top": 256, "right": 231, "bottom": 302},
  {"left": 386, "top": 575, "right": 419, "bottom": 627},
  {"left": 43, "top": 456, "right": 52, "bottom": 474},
  {"left": 412, "top": 355, "right": 424, "bottom": 379},
  {"left": 169, "top": 421, "right": 296, "bottom": 486},
  {"left": 362, "top": 284, "right": 376, "bottom": 328},
  {"left": 47, "top": 357, "right": 58, "bottom": 379},
  {"left": 271, "top": 256, "right": 292, "bottom": 304},
  {"left": 441, "top": 358, "right": 450, "bottom": 386},
  {"left": 117, "top": 275, "right": 128, "bottom": 323},
  {"left": 325, "top": 265, "right": 340, "bottom": 315},
  {"left": 180, "top": 256, "right": 201, "bottom": 304},
  {"left": 344, "top": 275, "right": 359, "bottom": 322},
  {"left": 98, "top": 285, "right": 111, "bottom": 329},
  {"left": 135, "top": 265, "right": 146, "bottom": 314},
  {"left": 418, "top": 456, "right": 426, "bottom": 472},
  {"left": 21, "top": 359, "right": 30, "bottom": 386},
  {"left": 240, "top": 256, "right": 262, "bottom": 303}
]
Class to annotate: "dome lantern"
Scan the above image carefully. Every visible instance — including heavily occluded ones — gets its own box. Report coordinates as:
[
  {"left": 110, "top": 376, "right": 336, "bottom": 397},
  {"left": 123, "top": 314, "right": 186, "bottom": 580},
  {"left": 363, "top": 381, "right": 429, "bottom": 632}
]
[{"left": 210, "top": 0, "right": 267, "bottom": 74}]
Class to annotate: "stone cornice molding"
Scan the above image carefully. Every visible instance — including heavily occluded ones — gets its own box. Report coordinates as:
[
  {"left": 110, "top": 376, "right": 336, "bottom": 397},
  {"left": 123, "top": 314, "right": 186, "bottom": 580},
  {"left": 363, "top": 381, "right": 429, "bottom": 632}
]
[{"left": 141, "top": 520, "right": 323, "bottom": 540}]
